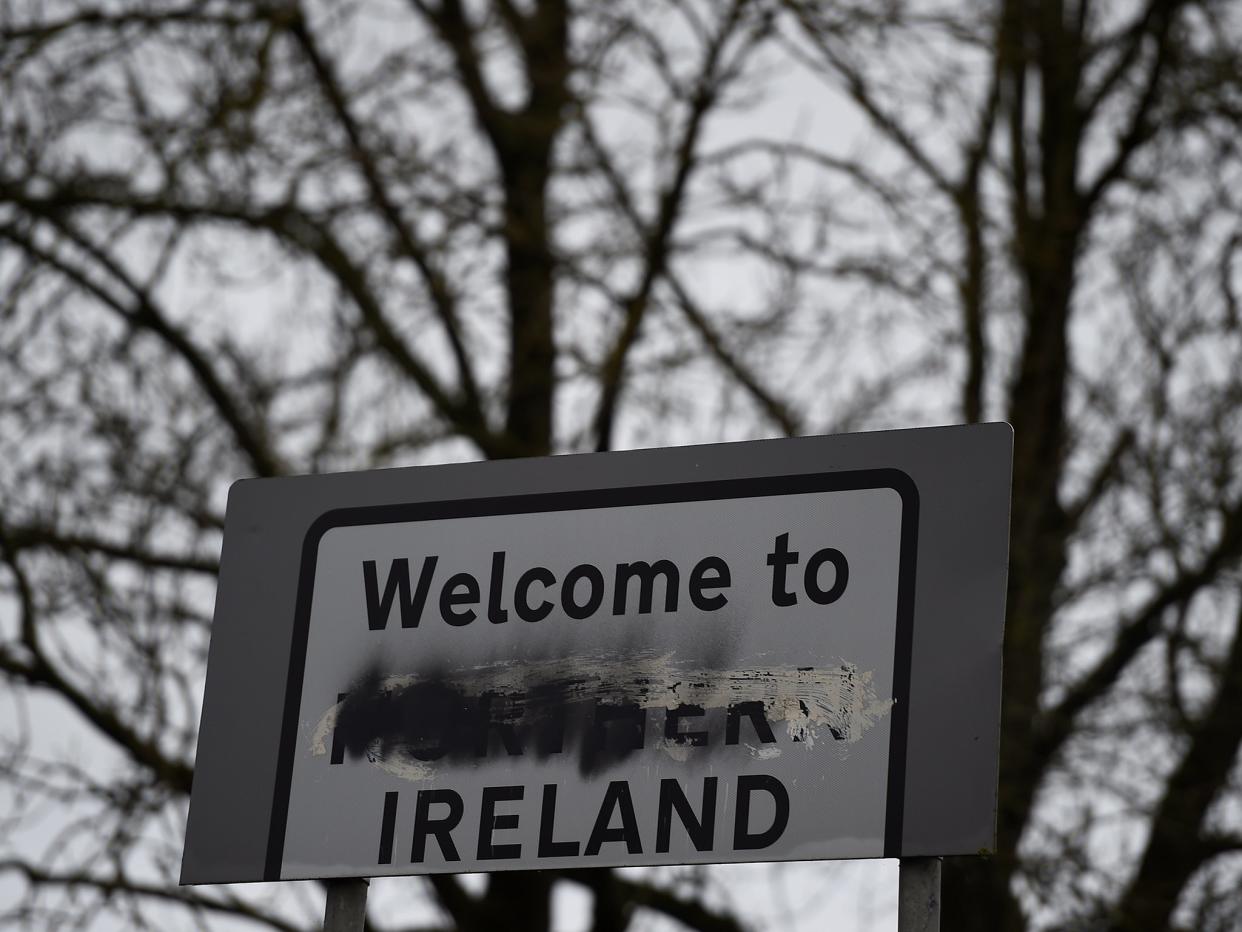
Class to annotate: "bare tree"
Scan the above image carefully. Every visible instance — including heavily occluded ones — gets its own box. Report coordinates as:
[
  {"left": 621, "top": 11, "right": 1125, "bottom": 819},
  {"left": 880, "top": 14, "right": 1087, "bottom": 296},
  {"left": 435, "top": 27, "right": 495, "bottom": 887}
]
[
  {"left": 1, "top": 0, "right": 1241, "bottom": 930},
  {"left": 785, "top": 0, "right": 1242, "bottom": 928}
]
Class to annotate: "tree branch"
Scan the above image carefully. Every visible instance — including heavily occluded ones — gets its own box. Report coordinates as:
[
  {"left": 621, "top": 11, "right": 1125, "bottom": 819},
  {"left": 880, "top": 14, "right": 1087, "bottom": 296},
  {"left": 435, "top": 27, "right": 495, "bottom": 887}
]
[
  {"left": 1080, "top": 0, "right": 1181, "bottom": 211},
  {"left": 563, "top": 870, "right": 747, "bottom": 932},
  {"left": 0, "top": 859, "right": 306, "bottom": 932},
  {"left": 0, "top": 184, "right": 502, "bottom": 457},
  {"left": 0, "top": 524, "right": 195, "bottom": 795},
  {"left": 666, "top": 274, "right": 801, "bottom": 436},
  {"left": 592, "top": 0, "right": 753, "bottom": 451},
  {"left": 0, "top": 216, "right": 286, "bottom": 478},
  {"left": 4, "top": 524, "right": 218, "bottom": 577},
  {"left": 1107, "top": 595, "right": 1242, "bottom": 931},
  {"left": 287, "top": 9, "right": 485, "bottom": 421},
  {"left": 1035, "top": 496, "right": 1242, "bottom": 767}
]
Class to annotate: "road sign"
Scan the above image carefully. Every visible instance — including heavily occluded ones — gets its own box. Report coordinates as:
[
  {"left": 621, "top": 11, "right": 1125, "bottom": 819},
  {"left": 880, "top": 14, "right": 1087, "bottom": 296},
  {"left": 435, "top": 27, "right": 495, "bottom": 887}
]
[{"left": 182, "top": 423, "right": 1011, "bottom": 883}]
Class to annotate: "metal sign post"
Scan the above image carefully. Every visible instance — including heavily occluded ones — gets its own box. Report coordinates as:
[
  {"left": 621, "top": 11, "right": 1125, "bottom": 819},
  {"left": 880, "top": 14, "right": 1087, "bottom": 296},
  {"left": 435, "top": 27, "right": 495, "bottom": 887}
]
[
  {"left": 324, "top": 878, "right": 368, "bottom": 932},
  {"left": 898, "top": 857, "right": 941, "bottom": 932}
]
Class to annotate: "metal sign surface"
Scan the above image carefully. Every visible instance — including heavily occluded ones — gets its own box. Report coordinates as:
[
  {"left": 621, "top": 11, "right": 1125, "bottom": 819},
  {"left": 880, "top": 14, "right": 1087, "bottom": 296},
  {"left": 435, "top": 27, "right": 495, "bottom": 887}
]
[{"left": 182, "top": 424, "right": 1011, "bottom": 883}]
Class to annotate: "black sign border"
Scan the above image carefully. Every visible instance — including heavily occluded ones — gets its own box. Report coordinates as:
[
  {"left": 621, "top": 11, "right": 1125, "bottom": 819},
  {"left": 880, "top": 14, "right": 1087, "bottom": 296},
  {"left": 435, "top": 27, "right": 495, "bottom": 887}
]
[{"left": 265, "top": 468, "right": 920, "bottom": 880}]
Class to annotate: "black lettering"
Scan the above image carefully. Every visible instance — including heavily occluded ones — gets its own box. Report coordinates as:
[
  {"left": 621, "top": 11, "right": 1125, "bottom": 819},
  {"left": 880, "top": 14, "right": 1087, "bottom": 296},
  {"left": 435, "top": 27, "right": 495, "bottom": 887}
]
[
  {"left": 657, "top": 778, "right": 717, "bottom": 853},
  {"left": 804, "top": 548, "right": 849, "bottom": 605},
  {"left": 613, "top": 559, "right": 680, "bottom": 615},
  {"left": 531, "top": 682, "right": 567, "bottom": 754},
  {"left": 562, "top": 563, "right": 605, "bottom": 620},
  {"left": 664, "top": 704, "right": 708, "bottom": 747},
  {"left": 409, "top": 558, "right": 440, "bottom": 626},
  {"left": 515, "top": 566, "right": 555, "bottom": 622},
  {"left": 593, "top": 703, "right": 647, "bottom": 754},
  {"left": 765, "top": 533, "right": 799, "bottom": 607},
  {"left": 363, "top": 556, "right": 439, "bottom": 629},
  {"left": 364, "top": 558, "right": 407, "bottom": 631},
  {"left": 477, "top": 785, "right": 523, "bottom": 860},
  {"left": 538, "top": 785, "right": 580, "bottom": 858},
  {"left": 585, "top": 781, "right": 642, "bottom": 855},
  {"left": 733, "top": 775, "right": 789, "bottom": 850},
  {"left": 440, "top": 572, "right": 480, "bottom": 626},
  {"left": 411, "top": 789, "right": 463, "bottom": 862},
  {"left": 330, "top": 691, "right": 348, "bottom": 764},
  {"left": 725, "top": 701, "right": 776, "bottom": 745},
  {"left": 410, "top": 728, "right": 450, "bottom": 761},
  {"left": 487, "top": 551, "right": 510, "bottom": 624},
  {"left": 689, "top": 556, "right": 730, "bottom": 611},
  {"left": 475, "top": 692, "right": 523, "bottom": 757},
  {"left": 377, "top": 791, "right": 398, "bottom": 864}
]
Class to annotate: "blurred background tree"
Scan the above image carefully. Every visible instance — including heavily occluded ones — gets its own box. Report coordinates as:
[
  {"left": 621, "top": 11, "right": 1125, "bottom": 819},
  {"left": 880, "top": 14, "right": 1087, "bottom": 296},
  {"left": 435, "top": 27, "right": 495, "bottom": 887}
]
[{"left": 1, "top": 0, "right": 1241, "bottom": 930}]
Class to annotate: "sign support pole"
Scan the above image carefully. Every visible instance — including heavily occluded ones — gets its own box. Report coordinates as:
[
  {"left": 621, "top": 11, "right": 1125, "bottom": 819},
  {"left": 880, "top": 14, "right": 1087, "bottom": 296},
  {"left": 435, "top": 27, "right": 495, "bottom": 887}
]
[
  {"left": 897, "top": 857, "right": 941, "bottom": 932},
  {"left": 323, "top": 877, "right": 368, "bottom": 932}
]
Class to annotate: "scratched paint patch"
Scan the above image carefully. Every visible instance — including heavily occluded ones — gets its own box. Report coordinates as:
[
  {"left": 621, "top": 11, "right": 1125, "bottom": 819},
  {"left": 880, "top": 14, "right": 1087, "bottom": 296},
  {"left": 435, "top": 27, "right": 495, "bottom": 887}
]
[{"left": 310, "top": 653, "right": 892, "bottom": 780}]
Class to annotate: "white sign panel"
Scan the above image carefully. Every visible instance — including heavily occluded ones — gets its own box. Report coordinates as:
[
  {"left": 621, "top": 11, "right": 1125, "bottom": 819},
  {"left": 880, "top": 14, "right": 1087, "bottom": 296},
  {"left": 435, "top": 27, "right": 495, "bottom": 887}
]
[{"left": 270, "top": 472, "right": 916, "bottom": 878}]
